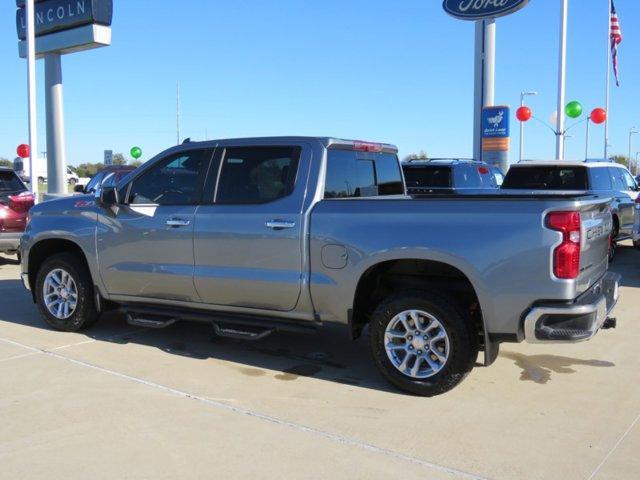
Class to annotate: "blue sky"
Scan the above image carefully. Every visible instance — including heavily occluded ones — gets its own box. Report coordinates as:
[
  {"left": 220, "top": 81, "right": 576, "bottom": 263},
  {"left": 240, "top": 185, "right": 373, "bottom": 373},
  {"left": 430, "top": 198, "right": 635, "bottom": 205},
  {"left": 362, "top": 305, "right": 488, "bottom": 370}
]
[{"left": 0, "top": 0, "right": 638, "bottom": 165}]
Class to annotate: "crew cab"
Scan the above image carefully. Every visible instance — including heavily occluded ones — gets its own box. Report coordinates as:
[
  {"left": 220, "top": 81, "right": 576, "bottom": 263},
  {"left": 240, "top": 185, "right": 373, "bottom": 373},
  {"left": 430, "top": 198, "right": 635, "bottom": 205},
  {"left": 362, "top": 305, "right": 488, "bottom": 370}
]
[{"left": 20, "top": 137, "right": 619, "bottom": 396}]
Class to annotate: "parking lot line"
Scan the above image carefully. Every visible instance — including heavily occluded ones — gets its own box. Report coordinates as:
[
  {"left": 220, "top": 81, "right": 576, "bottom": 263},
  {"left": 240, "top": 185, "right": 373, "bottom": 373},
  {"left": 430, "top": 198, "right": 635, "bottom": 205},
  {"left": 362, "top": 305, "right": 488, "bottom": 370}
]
[
  {"left": 587, "top": 413, "right": 640, "bottom": 480},
  {"left": 0, "top": 327, "right": 149, "bottom": 364},
  {"left": 0, "top": 333, "right": 489, "bottom": 480}
]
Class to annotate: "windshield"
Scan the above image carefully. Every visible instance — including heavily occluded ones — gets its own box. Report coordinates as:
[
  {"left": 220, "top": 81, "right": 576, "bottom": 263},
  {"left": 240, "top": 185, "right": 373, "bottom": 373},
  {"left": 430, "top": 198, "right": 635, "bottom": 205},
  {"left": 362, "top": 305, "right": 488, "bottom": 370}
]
[
  {"left": 0, "top": 171, "right": 26, "bottom": 192},
  {"left": 502, "top": 166, "right": 588, "bottom": 190},
  {"left": 403, "top": 166, "right": 452, "bottom": 189}
]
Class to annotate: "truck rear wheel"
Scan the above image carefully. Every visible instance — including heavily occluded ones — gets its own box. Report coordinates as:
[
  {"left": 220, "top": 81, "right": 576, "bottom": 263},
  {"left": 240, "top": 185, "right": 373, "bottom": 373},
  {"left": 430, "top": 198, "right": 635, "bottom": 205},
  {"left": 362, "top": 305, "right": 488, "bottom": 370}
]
[
  {"left": 35, "top": 252, "right": 98, "bottom": 332},
  {"left": 369, "top": 290, "right": 478, "bottom": 396}
]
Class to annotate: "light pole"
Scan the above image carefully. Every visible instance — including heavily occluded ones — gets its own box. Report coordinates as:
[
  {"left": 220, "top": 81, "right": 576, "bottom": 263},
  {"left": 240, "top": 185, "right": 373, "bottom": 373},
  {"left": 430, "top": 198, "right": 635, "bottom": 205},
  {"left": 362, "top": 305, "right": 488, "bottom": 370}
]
[
  {"left": 585, "top": 117, "right": 590, "bottom": 160},
  {"left": 629, "top": 127, "right": 638, "bottom": 171},
  {"left": 519, "top": 91, "right": 538, "bottom": 162}
]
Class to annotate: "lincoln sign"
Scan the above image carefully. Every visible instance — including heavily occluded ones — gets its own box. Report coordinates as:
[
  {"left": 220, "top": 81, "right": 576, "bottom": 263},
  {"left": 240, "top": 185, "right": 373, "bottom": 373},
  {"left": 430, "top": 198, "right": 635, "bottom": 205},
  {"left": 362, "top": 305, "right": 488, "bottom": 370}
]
[
  {"left": 16, "top": 0, "right": 113, "bottom": 40},
  {"left": 442, "top": 0, "right": 530, "bottom": 20}
]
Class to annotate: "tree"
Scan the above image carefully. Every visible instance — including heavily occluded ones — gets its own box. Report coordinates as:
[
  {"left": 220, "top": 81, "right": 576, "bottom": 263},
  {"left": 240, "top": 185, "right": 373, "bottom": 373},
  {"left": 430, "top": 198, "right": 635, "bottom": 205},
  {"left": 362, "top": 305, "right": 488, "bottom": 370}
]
[
  {"left": 403, "top": 150, "right": 428, "bottom": 162},
  {"left": 611, "top": 155, "right": 629, "bottom": 168},
  {"left": 130, "top": 160, "right": 143, "bottom": 168},
  {"left": 0, "top": 158, "right": 13, "bottom": 168},
  {"left": 112, "top": 153, "right": 126, "bottom": 165},
  {"left": 75, "top": 163, "right": 104, "bottom": 178}
]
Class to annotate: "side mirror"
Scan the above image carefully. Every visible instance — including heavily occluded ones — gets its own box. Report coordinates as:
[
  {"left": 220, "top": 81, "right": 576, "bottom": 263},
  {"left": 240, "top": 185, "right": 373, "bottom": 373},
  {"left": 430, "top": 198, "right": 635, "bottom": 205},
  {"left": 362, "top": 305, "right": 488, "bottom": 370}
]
[
  {"left": 73, "top": 184, "right": 85, "bottom": 193},
  {"left": 99, "top": 186, "right": 119, "bottom": 207}
]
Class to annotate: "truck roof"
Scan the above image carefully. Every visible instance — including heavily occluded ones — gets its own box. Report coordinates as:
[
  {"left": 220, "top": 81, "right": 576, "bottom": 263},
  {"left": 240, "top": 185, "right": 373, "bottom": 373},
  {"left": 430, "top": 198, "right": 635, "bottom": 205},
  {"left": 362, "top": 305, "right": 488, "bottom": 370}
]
[
  {"left": 179, "top": 136, "right": 399, "bottom": 154},
  {"left": 514, "top": 160, "right": 628, "bottom": 169}
]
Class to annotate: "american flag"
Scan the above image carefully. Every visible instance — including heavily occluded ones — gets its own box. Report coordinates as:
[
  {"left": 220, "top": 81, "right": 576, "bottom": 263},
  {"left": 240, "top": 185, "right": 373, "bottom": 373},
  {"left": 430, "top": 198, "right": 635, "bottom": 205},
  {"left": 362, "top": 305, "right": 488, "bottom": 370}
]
[{"left": 610, "top": 1, "right": 623, "bottom": 86}]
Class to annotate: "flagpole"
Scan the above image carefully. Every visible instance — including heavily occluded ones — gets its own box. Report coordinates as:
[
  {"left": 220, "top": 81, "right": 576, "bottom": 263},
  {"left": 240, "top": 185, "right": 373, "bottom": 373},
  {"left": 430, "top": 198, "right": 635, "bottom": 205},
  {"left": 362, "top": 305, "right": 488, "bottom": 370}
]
[
  {"left": 604, "top": 0, "right": 611, "bottom": 159},
  {"left": 555, "top": 0, "right": 568, "bottom": 161}
]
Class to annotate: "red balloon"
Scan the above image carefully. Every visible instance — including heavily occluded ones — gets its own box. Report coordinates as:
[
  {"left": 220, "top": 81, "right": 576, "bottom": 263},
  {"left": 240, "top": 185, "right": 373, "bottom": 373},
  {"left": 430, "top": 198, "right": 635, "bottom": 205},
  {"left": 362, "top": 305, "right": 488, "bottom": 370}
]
[
  {"left": 516, "top": 106, "right": 532, "bottom": 122},
  {"left": 16, "top": 144, "right": 30, "bottom": 158},
  {"left": 590, "top": 108, "right": 607, "bottom": 125}
]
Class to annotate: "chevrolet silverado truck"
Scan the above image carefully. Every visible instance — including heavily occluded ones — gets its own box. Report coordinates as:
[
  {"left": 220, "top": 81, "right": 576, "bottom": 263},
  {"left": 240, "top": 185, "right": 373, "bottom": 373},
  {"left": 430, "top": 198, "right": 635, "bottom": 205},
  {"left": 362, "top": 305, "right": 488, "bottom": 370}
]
[{"left": 19, "top": 137, "right": 620, "bottom": 396}]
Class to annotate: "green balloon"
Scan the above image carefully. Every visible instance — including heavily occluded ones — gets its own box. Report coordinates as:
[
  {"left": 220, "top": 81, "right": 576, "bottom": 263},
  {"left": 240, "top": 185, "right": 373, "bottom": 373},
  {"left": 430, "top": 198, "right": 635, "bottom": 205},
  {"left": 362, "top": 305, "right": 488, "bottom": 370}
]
[
  {"left": 130, "top": 146, "right": 142, "bottom": 159},
  {"left": 565, "top": 101, "right": 583, "bottom": 119}
]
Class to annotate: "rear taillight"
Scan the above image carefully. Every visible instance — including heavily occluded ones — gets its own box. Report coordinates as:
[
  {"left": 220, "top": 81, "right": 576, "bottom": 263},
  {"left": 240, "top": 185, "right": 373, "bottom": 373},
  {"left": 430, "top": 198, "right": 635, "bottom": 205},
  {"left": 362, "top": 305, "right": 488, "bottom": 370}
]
[
  {"left": 353, "top": 141, "right": 383, "bottom": 153},
  {"left": 478, "top": 167, "right": 489, "bottom": 174},
  {"left": 8, "top": 192, "right": 35, "bottom": 213},
  {"left": 546, "top": 211, "right": 581, "bottom": 280}
]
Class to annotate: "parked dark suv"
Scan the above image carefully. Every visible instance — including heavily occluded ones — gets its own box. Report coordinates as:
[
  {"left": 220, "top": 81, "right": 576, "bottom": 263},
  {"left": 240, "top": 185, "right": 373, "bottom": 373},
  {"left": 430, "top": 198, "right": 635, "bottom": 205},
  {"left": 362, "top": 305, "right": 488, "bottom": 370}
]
[{"left": 402, "top": 159, "right": 504, "bottom": 194}]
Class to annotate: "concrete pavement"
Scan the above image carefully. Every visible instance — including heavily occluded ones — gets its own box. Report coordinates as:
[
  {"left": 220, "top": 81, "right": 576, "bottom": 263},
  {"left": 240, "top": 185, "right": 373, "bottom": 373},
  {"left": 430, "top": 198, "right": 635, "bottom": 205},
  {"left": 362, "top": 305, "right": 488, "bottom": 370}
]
[{"left": 0, "top": 245, "right": 638, "bottom": 480}]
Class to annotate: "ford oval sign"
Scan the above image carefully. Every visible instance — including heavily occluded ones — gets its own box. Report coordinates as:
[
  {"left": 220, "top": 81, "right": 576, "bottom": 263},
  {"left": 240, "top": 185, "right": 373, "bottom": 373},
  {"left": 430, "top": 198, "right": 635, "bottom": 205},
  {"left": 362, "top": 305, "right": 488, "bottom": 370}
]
[{"left": 443, "top": 0, "right": 530, "bottom": 21}]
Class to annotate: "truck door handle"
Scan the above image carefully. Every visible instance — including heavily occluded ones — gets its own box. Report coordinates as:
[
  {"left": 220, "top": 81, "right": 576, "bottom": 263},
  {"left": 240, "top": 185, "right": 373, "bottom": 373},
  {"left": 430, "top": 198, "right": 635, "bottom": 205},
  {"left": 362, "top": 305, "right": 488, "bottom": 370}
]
[
  {"left": 166, "top": 218, "right": 191, "bottom": 227},
  {"left": 265, "top": 220, "right": 296, "bottom": 230}
]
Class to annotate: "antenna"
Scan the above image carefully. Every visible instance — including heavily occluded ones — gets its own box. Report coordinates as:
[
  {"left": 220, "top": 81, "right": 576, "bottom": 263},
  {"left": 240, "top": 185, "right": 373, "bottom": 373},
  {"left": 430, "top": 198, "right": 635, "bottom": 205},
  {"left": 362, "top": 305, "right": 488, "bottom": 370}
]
[{"left": 176, "top": 82, "right": 180, "bottom": 145}]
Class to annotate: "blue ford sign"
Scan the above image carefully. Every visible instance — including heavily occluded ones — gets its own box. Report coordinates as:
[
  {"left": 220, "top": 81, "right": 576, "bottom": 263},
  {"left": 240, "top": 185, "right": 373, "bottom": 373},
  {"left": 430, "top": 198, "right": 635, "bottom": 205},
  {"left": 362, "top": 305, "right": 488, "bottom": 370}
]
[{"left": 443, "top": 0, "right": 530, "bottom": 20}]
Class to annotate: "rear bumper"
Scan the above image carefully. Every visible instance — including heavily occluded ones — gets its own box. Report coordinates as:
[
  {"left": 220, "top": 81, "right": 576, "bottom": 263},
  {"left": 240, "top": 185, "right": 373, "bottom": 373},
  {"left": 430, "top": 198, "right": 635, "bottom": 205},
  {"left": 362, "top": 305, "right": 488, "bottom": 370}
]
[
  {"left": 524, "top": 272, "right": 620, "bottom": 343},
  {"left": 0, "top": 232, "right": 21, "bottom": 253}
]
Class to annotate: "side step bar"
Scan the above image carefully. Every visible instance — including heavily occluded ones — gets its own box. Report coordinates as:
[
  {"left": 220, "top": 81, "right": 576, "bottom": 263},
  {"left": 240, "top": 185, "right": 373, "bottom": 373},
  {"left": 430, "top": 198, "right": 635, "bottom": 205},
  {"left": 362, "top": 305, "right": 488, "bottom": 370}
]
[
  {"left": 126, "top": 314, "right": 178, "bottom": 329},
  {"left": 212, "top": 323, "right": 274, "bottom": 340},
  {"left": 122, "top": 304, "right": 319, "bottom": 340}
]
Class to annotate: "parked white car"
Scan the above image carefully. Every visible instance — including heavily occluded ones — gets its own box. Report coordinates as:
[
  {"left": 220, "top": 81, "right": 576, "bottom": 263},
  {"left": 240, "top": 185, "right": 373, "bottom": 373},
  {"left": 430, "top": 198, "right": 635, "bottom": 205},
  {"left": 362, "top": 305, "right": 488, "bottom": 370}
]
[{"left": 12, "top": 157, "right": 80, "bottom": 186}]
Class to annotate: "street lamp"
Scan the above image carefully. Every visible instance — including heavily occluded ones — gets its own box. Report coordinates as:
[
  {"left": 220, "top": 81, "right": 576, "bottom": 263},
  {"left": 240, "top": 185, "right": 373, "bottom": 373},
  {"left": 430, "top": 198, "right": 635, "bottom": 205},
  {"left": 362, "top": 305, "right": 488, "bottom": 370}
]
[
  {"left": 519, "top": 91, "right": 538, "bottom": 162},
  {"left": 629, "top": 128, "right": 638, "bottom": 172}
]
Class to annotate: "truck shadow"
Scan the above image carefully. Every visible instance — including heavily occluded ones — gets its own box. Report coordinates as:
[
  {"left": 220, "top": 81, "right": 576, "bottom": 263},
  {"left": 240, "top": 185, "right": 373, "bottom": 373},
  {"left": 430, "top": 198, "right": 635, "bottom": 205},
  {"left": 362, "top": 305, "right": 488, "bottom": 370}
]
[
  {"left": 0, "top": 255, "right": 20, "bottom": 266},
  {"left": 0, "top": 277, "right": 398, "bottom": 394}
]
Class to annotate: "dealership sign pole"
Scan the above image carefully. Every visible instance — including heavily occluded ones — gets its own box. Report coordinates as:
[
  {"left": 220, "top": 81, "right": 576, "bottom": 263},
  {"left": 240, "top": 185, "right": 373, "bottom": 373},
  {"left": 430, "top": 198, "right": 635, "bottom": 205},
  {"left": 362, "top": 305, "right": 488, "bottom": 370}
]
[
  {"left": 25, "top": 0, "right": 38, "bottom": 197},
  {"left": 443, "top": 0, "right": 530, "bottom": 168},
  {"left": 16, "top": 0, "right": 112, "bottom": 196}
]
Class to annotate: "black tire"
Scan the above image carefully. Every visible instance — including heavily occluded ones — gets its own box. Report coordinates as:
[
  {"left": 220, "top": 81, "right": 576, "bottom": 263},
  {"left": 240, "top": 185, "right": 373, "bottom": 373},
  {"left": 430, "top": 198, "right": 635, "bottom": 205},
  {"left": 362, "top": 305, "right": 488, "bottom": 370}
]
[
  {"left": 609, "top": 220, "right": 619, "bottom": 262},
  {"left": 35, "top": 252, "right": 98, "bottom": 332},
  {"left": 369, "top": 290, "right": 478, "bottom": 396},
  {"left": 37, "top": 177, "right": 45, "bottom": 185},
  {"left": 634, "top": 240, "right": 640, "bottom": 250}
]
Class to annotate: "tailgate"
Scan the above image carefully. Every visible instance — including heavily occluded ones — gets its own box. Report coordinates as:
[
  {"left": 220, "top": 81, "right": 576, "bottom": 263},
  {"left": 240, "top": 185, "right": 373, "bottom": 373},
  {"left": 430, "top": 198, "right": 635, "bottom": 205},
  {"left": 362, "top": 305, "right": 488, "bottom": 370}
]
[{"left": 577, "top": 199, "right": 612, "bottom": 295}]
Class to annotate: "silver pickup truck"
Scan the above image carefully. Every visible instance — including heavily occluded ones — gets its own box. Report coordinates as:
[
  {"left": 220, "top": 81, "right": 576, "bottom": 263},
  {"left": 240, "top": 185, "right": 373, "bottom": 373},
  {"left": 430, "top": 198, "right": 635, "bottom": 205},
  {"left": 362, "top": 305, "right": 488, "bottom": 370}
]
[{"left": 19, "top": 137, "right": 620, "bottom": 396}]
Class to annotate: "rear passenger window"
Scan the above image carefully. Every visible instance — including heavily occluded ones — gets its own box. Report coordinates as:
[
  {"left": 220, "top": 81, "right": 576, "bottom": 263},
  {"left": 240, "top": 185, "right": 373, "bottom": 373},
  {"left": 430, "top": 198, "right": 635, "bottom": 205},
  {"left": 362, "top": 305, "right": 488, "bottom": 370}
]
[
  {"left": 324, "top": 150, "right": 403, "bottom": 198},
  {"left": 128, "top": 149, "right": 211, "bottom": 205},
  {"left": 215, "top": 146, "right": 300, "bottom": 204},
  {"left": 590, "top": 168, "right": 612, "bottom": 190}
]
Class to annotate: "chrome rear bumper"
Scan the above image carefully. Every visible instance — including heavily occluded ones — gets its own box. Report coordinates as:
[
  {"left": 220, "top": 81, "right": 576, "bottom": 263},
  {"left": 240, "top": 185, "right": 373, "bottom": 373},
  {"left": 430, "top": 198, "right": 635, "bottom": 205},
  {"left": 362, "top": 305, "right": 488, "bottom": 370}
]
[{"left": 524, "top": 272, "right": 620, "bottom": 343}]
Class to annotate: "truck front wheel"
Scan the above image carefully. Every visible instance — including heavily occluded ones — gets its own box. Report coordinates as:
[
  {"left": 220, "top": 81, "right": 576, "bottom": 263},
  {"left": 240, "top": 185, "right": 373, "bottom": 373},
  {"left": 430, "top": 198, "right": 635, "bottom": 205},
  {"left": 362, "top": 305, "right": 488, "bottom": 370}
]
[
  {"left": 369, "top": 290, "right": 478, "bottom": 396},
  {"left": 35, "top": 252, "right": 98, "bottom": 332}
]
